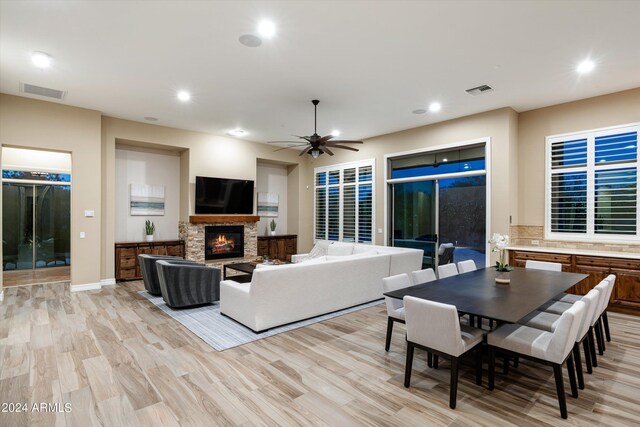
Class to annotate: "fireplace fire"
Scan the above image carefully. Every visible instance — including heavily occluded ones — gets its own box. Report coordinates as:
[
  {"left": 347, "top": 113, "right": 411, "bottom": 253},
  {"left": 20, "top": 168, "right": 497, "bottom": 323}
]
[{"left": 205, "top": 225, "right": 244, "bottom": 260}]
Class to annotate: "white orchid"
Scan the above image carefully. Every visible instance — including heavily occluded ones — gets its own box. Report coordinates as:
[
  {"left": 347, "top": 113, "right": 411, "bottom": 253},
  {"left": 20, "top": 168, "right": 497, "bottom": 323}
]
[{"left": 488, "top": 233, "right": 512, "bottom": 272}]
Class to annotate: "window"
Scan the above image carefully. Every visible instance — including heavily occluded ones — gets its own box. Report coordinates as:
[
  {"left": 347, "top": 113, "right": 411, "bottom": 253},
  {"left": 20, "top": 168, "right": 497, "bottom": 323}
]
[
  {"left": 546, "top": 123, "right": 640, "bottom": 241},
  {"left": 314, "top": 160, "right": 374, "bottom": 243}
]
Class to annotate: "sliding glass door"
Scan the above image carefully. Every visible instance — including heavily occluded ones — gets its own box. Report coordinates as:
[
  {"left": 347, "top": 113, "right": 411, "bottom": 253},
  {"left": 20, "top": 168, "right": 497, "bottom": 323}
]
[
  {"left": 2, "top": 182, "right": 70, "bottom": 271},
  {"left": 391, "top": 181, "right": 438, "bottom": 268},
  {"left": 388, "top": 142, "right": 488, "bottom": 269}
]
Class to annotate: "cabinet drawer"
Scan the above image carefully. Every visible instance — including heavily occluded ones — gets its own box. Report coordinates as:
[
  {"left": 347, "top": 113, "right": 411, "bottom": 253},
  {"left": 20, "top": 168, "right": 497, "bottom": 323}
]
[
  {"left": 152, "top": 246, "right": 167, "bottom": 255},
  {"left": 606, "top": 258, "right": 640, "bottom": 270},
  {"left": 120, "top": 257, "right": 136, "bottom": 268},
  {"left": 512, "top": 251, "right": 572, "bottom": 264},
  {"left": 119, "top": 268, "right": 137, "bottom": 279},
  {"left": 117, "top": 247, "right": 136, "bottom": 258}
]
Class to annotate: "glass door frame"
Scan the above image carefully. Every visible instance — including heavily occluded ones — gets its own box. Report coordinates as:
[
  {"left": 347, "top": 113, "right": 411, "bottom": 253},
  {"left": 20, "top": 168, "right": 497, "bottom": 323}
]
[
  {"left": 383, "top": 137, "right": 492, "bottom": 267},
  {"left": 2, "top": 177, "right": 71, "bottom": 271}
]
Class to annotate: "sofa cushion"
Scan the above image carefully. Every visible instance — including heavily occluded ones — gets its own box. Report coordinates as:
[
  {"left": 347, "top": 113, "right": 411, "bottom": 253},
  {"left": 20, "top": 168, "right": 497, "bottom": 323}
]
[
  {"left": 308, "top": 240, "right": 331, "bottom": 259},
  {"left": 352, "top": 245, "right": 377, "bottom": 255},
  {"left": 327, "top": 242, "right": 354, "bottom": 256}
]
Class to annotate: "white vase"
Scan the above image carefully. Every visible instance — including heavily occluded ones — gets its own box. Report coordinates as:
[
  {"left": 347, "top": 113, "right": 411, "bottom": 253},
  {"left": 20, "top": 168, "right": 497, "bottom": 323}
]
[
  {"left": 270, "top": 230, "right": 276, "bottom": 236},
  {"left": 145, "top": 235, "right": 154, "bottom": 242}
]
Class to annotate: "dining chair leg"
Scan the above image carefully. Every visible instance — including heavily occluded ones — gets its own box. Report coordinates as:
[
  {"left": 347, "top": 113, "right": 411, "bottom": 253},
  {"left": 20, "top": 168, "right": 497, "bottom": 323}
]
[
  {"left": 434, "top": 355, "right": 439, "bottom": 369},
  {"left": 572, "top": 343, "right": 584, "bottom": 390},
  {"left": 404, "top": 342, "right": 415, "bottom": 388},
  {"left": 427, "top": 352, "right": 433, "bottom": 368},
  {"left": 582, "top": 339, "right": 593, "bottom": 374},
  {"left": 502, "top": 356, "right": 510, "bottom": 375},
  {"left": 475, "top": 346, "right": 483, "bottom": 386},
  {"left": 513, "top": 356, "right": 519, "bottom": 368},
  {"left": 603, "top": 311, "right": 611, "bottom": 342},
  {"left": 385, "top": 317, "right": 394, "bottom": 352},
  {"left": 488, "top": 346, "right": 495, "bottom": 391},
  {"left": 588, "top": 327, "right": 598, "bottom": 368},
  {"left": 566, "top": 354, "right": 578, "bottom": 398},
  {"left": 594, "top": 320, "right": 605, "bottom": 355},
  {"left": 450, "top": 356, "right": 459, "bottom": 409},
  {"left": 598, "top": 318, "right": 606, "bottom": 352},
  {"left": 489, "top": 319, "right": 494, "bottom": 329},
  {"left": 469, "top": 315, "right": 475, "bottom": 327},
  {"left": 553, "top": 363, "right": 568, "bottom": 419}
]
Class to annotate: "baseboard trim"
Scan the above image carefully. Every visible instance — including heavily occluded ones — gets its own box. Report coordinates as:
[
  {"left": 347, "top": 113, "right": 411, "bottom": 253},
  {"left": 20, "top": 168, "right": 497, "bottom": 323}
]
[
  {"left": 101, "top": 278, "right": 116, "bottom": 286},
  {"left": 70, "top": 282, "right": 102, "bottom": 292},
  {"left": 0, "top": 290, "right": 4, "bottom": 302}
]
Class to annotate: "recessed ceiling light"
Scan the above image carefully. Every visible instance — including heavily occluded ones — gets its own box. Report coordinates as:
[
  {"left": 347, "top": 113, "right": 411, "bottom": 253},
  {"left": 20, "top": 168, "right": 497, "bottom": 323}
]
[
  {"left": 429, "top": 102, "right": 442, "bottom": 112},
  {"left": 144, "top": 116, "right": 158, "bottom": 121},
  {"left": 331, "top": 130, "right": 341, "bottom": 137},
  {"left": 412, "top": 109, "right": 427, "bottom": 115},
  {"left": 177, "top": 91, "right": 191, "bottom": 102},
  {"left": 257, "top": 20, "right": 276, "bottom": 38},
  {"left": 577, "top": 59, "right": 595, "bottom": 74},
  {"left": 31, "top": 51, "right": 52, "bottom": 69},
  {"left": 227, "top": 129, "right": 246, "bottom": 137},
  {"left": 239, "top": 34, "right": 262, "bottom": 47}
]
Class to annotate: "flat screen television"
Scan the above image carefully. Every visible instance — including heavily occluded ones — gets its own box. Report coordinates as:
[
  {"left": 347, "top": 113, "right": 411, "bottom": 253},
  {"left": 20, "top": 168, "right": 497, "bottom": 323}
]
[{"left": 195, "top": 176, "right": 254, "bottom": 214}]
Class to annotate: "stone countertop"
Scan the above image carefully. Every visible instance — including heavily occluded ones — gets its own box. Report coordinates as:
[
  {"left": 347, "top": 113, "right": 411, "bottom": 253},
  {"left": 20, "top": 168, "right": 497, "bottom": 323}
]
[{"left": 507, "top": 245, "right": 640, "bottom": 260}]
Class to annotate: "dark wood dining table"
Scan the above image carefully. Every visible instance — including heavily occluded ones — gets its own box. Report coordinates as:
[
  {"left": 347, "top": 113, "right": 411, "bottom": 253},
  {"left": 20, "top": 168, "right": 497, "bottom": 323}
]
[{"left": 384, "top": 267, "right": 589, "bottom": 324}]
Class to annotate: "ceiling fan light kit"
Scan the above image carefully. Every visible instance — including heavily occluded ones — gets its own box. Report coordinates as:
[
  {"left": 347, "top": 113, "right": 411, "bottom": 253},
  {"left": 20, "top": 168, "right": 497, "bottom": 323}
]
[{"left": 268, "top": 100, "right": 364, "bottom": 158}]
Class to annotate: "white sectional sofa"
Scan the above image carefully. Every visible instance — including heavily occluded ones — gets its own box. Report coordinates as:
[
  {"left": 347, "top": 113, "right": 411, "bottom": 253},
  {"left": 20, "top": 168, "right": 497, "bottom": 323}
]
[{"left": 220, "top": 241, "right": 423, "bottom": 332}]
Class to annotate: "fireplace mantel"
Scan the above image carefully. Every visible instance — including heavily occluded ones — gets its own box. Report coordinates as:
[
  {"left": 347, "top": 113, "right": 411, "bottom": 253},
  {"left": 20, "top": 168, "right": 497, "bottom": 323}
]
[{"left": 189, "top": 215, "right": 260, "bottom": 224}]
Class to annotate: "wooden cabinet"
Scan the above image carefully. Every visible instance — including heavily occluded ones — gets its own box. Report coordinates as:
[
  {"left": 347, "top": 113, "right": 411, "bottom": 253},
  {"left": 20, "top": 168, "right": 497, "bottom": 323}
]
[
  {"left": 115, "top": 240, "right": 184, "bottom": 281},
  {"left": 257, "top": 235, "right": 297, "bottom": 262},
  {"left": 510, "top": 249, "right": 640, "bottom": 315}
]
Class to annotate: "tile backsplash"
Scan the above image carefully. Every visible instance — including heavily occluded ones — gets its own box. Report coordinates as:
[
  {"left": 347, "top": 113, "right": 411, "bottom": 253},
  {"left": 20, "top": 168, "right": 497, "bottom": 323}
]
[{"left": 510, "top": 225, "right": 640, "bottom": 254}]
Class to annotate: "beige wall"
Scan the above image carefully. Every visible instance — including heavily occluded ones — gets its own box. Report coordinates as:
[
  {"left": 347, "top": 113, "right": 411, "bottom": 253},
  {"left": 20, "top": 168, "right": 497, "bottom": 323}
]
[
  {"left": 0, "top": 94, "right": 103, "bottom": 288},
  {"left": 100, "top": 117, "right": 308, "bottom": 280},
  {"left": 517, "top": 88, "right": 640, "bottom": 226},
  {"left": 303, "top": 107, "right": 519, "bottom": 260}
]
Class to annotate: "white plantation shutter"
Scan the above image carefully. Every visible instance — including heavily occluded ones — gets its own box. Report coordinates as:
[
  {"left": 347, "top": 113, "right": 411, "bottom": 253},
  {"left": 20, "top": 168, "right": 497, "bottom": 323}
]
[
  {"left": 314, "top": 160, "right": 375, "bottom": 244},
  {"left": 546, "top": 124, "right": 639, "bottom": 242}
]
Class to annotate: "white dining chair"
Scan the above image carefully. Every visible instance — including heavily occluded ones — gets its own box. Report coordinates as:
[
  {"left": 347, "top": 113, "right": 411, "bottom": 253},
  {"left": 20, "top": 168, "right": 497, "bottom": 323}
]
[
  {"left": 411, "top": 268, "right": 437, "bottom": 285},
  {"left": 488, "top": 300, "right": 586, "bottom": 419},
  {"left": 519, "top": 288, "right": 600, "bottom": 390},
  {"left": 403, "top": 296, "right": 483, "bottom": 409},
  {"left": 457, "top": 260, "right": 477, "bottom": 274},
  {"left": 525, "top": 260, "right": 562, "bottom": 271},
  {"left": 382, "top": 273, "right": 412, "bottom": 351},
  {"left": 438, "top": 263, "right": 459, "bottom": 279}
]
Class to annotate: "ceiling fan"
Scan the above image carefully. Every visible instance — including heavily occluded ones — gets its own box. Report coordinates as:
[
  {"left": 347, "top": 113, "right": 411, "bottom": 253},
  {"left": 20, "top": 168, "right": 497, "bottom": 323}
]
[{"left": 268, "top": 100, "right": 363, "bottom": 158}]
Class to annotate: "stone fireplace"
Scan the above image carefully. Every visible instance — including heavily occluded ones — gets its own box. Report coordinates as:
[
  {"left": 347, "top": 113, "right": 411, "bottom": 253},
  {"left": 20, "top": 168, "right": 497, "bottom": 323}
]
[
  {"left": 179, "top": 215, "right": 258, "bottom": 268},
  {"left": 205, "top": 225, "right": 244, "bottom": 260}
]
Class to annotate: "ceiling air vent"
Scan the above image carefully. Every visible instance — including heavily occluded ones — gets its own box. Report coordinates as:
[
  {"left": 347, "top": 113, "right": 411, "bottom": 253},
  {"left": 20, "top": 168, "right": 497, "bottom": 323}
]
[
  {"left": 465, "top": 84, "right": 494, "bottom": 96},
  {"left": 20, "top": 82, "right": 67, "bottom": 100}
]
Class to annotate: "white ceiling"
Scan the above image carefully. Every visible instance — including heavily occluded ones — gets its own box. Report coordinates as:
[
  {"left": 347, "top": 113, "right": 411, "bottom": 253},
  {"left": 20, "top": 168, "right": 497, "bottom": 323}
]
[{"left": 1, "top": 0, "right": 639, "bottom": 144}]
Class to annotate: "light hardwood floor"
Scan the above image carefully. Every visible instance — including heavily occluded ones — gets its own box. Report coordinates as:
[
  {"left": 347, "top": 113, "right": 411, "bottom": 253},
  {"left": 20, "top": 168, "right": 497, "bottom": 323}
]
[
  {"left": 1, "top": 280, "right": 639, "bottom": 426},
  {"left": 3, "top": 266, "right": 71, "bottom": 288}
]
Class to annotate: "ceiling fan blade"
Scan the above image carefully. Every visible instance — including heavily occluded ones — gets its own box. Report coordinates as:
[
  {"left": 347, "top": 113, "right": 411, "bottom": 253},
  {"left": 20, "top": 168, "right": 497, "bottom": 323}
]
[
  {"left": 317, "top": 135, "right": 334, "bottom": 145},
  {"left": 325, "top": 140, "right": 364, "bottom": 145},
  {"left": 299, "top": 146, "right": 312, "bottom": 157},
  {"left": 323, "top": 146, "right": 335, "bottom": 156},
  {"left": 267, "top": 140, "right": 308, "bottom": 144},
  {"left": 292, "top": 135, "right": 312, "bottom": 142},
  {"left": 272, "top": 145, "right": 304, "bottom": 153},
  {"left": 330, "top": 144, "right": 360, "bottom": 152}
]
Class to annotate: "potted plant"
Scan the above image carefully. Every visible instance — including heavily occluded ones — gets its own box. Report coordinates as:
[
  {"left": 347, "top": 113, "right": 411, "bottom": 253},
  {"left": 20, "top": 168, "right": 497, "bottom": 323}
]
[
  {"left": 489, "top": 233, "right": 512, "bottom": 283},
  {"left": 269, "top": 219, "right": 277, "bottom": 236},
  {"left": 145, "top": 220, "right": 155, "bottom": 242}
]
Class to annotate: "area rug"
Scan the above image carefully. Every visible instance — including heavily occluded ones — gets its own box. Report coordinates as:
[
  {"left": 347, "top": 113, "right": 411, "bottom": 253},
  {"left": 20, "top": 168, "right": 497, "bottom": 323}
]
[{"left": 140, "top": 291, "right": 383, "bottom": 351}]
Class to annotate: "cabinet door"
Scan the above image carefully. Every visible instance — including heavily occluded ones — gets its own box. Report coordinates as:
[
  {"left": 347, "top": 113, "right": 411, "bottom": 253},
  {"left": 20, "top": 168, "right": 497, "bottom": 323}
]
[
  {"left": 573, "top": 265, "right": 609, "bottom": 295},
  {"left": 152, "top": 244, "right": 167, "bottom": 256},
  {"left": 257, "top": 239, "right": 268, "bottom": 257},
  {"left": 166, "top": 243, "right": 183, "bottom": 257},
  {"left": 269, "top": 239, "right": 286, "bottom": 261},
  {"left": 610, "top": 268, "right": 640, "bottom": 306}
]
